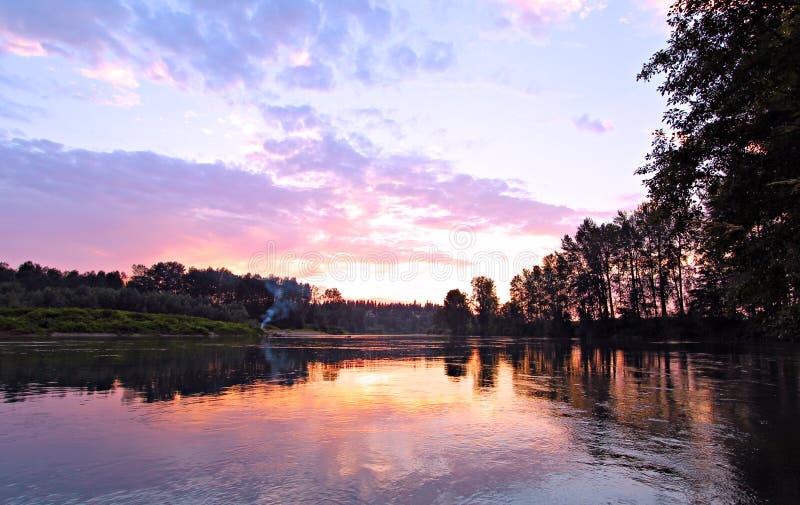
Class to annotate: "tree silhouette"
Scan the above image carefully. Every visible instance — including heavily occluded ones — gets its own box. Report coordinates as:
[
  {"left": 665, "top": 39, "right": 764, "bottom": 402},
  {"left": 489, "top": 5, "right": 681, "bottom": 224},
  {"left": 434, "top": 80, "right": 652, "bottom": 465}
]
[
  {"left": 441, "top": 289, "right": 472, "bottom": 335},
  {"left": 638, "top": 0, "right": 800, "bottom": 328},
  {"left": 471, "top": 276, "right": 498, "bottom": 336}
]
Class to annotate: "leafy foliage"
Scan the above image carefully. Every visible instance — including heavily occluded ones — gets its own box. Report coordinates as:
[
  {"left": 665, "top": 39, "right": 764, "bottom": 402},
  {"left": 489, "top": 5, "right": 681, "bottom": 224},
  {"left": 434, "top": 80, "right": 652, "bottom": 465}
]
[
  {"left": 471, "top": 276, "right": 499, "bottom": 336},
  {"left": 439, "top": 289, "right": 472, "bottom": 335},
  {"left": 638, "top": 1, "right": 800, "bottom": 328}
]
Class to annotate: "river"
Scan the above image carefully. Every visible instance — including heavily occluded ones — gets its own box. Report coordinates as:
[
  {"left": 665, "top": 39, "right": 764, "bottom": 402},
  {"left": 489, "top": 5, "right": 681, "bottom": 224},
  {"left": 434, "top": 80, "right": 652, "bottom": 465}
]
[{"left": 1, "top": 335, "right": 798, "bottom": 504}]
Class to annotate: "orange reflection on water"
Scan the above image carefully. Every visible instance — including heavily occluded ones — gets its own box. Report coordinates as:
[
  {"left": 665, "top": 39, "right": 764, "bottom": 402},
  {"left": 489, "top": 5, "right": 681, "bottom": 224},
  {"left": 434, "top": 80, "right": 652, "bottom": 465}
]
[{"left": 143, "top": 355, "right": 571, "bottom": 493}]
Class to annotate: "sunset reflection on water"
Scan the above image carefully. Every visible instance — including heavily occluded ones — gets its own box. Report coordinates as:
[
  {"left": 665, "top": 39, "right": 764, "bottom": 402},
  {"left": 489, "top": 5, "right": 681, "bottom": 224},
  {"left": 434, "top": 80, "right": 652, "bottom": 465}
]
[{"left": 1, "top": 336, "right": 798, "bottom": 504}]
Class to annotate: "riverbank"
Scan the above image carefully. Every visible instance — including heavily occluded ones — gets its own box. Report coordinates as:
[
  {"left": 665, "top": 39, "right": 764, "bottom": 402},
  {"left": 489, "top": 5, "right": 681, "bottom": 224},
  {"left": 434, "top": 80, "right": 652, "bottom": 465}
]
[
  {"left": 263, "top": 328, "right": 334, "bottom": 337},
  {"left": 572, "top": 315, "right": 797, "bottom": 341},
  {"left": 0, "top": 307, "right": 261, "bottom": 336}
]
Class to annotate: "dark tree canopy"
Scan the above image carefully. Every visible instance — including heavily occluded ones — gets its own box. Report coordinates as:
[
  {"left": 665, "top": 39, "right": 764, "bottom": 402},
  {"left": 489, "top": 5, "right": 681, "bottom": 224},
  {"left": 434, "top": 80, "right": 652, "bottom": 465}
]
[
  {"left": 638, "top": 1, "right": 800, "bottom": 324},
  {"left": 471, "top": 276, "right": 498, "bottom": 336},
  {"left": 441, "top": 288, "right": 472, "bottom": 335}
]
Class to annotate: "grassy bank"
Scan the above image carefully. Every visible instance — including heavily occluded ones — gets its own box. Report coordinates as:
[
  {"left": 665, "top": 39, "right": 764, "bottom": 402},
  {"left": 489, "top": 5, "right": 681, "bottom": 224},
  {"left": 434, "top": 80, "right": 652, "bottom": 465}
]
[{"left": 0, "top": 307, "right": 261, "bottom": 336}]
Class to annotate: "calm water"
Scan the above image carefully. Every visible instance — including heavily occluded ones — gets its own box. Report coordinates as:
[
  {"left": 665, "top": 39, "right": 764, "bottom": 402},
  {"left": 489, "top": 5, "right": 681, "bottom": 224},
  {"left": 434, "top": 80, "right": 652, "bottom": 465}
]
[{"left": 1, "top": 335, "right": 799, "bottom": 504}]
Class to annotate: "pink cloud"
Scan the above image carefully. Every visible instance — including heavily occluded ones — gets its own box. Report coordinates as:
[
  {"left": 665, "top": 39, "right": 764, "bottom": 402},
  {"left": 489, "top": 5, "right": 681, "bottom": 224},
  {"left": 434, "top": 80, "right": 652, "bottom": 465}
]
[
  {"left": 497, "top": 0, "right": 605, "bottom": 36},
  {"left": 80, "top": 63, "right": 139, "bottom": 88},
  {"left": 0, "top": 138, "right": 331, "bottom": 272},
  {"left": 143, "top": 60, "right": 173, "bottom": 83},
  {"left": 0, "top": 92, "right": 614, "bottom": 301},
  {"left": 290, "top": 50, "right": 312, "bottom": 67},
  {"left": 75, "top": 63, "right": 142, "bottom": 108},
  {"left": 0, "top": 31, "right": 46, "bottom": 56},
  {"left": 0, "top": 132, "right": 582, "bottom": 282}
]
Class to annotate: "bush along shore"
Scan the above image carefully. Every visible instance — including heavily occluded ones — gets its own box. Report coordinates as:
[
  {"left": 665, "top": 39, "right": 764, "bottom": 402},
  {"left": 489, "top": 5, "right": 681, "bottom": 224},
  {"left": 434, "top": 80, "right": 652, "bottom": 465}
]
[{"left": 0, "top": 308, "right": 261, "bottom": 336}]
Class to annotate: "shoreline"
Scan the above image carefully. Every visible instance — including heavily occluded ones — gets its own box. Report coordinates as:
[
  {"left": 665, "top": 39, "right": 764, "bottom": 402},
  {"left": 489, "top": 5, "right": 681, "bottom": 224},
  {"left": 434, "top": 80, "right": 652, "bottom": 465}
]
[{"left": 0, "top": 331, "right": 261, "bottom": 339}]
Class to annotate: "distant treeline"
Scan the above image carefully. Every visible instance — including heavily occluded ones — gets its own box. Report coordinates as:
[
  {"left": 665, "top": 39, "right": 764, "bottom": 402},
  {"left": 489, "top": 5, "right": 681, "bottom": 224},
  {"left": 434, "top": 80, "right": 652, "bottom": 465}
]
[
  {"left": 0, "top": 261, "right": 257, "bottom": 323},
  {"left": 437, "top": 204, "right": 711, "bottom": 338},
  {"left": 0, "top": 261, "right": 436, "bottom": 334}
]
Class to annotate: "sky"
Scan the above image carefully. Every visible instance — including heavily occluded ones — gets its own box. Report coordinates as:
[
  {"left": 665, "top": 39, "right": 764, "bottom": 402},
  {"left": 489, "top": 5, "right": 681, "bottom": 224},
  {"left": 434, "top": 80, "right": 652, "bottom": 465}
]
[{"left": 0, "top": 0, "right": 673, "bottom": 302}]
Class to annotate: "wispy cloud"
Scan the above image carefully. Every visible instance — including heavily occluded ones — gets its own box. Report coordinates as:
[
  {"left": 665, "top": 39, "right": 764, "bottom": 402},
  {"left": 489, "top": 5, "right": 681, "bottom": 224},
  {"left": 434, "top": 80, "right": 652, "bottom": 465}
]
[
  {"left": 0, "top": 31, "right": 47, "bottom": 56},
  {"left": 618, "top": 0, "right": 671, "bottom": 32},
  {"left": 277, "top": 61, "right": 334, "bottom": 91},
  {"left": 80, "top": 62, "right": 139, "bottom": 88},
  {"left": 495, "top": 0, "right": 606, "bottom": 38},
  {"left": 572, "top": 113, "right": 613, "bottom": 134},
  {"left": 0, "top": 95, "right": 45, "bottom": 121},
  {"left": 642, "top": 0, "right": 672, "bottom": 17}
]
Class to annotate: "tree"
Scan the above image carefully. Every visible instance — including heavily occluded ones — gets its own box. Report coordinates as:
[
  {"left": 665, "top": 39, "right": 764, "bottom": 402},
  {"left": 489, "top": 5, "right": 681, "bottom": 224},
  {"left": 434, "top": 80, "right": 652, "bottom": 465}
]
[
  {"left": 496, "top": 300, "right": 526, "bottom": 336},
  {"left": 613, "top": 211, "right": 644, "bottom": 318},
  {"left": 638, "top": 1, "right": 800, "bottom": 324},
  {"left": 322, "top": 288, "right": 344, "bottom": 304},
  {"left": 0, "top": 263, "right": 14, "bottom": 283},
  {"left": 509, "top": 252, "right": 572, "bottom": 325},
  {"left": 471, "top": 276, "right": 498, "bottom": 336},
  {"left": 563, "top": 219, "right": 617, "bottom": 320},
  {"left": 541, "top": 252, "right": 572, "bottom": 322},
  {"left": 441, "top": 289, "right": 472, "bottom": 335}
]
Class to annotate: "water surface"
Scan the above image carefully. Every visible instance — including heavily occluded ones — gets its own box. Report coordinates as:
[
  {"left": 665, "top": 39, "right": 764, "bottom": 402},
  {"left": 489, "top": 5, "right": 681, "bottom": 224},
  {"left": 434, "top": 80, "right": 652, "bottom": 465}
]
[{"left": 1, "top": 335, "right": 798, "bottom": 504}]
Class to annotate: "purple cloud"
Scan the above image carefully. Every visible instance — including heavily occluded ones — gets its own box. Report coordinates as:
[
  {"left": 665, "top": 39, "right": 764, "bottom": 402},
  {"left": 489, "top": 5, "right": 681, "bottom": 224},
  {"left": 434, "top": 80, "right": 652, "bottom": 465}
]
[
  {"left": 262, "top": 104, "right": 324, "bottom": 132},
  {"left": 354, "top": 45, "right": 377, "bottom": 83},
  {"left": 0, "top": 0, "right": 130, "bottom": 59},
  {"left": 421, "top": 41, "right": 455, "bottom": 72},
  {"left": 252, "top": 104, "right": 580, "bottom": 235},
  {"left": 277, "top": 61, "right": 334, "bottom": 91},
  {"left": 389, "top": 45, "right": 418, "bottom": 73},
  {"left": 0, "top": 96, "right": 44, "bottom": 121},
  {"left": 0, "top": 129, "right": 581, "bottom": 277},
  {"left": 572, "top": 114, "right": 614, "bottom": 134},
  {"left": 0, "top": 1, "right": 454, "bottom": 94},
  {"left": 0, "top": 137, "right": 336, "bottom": 271}
]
